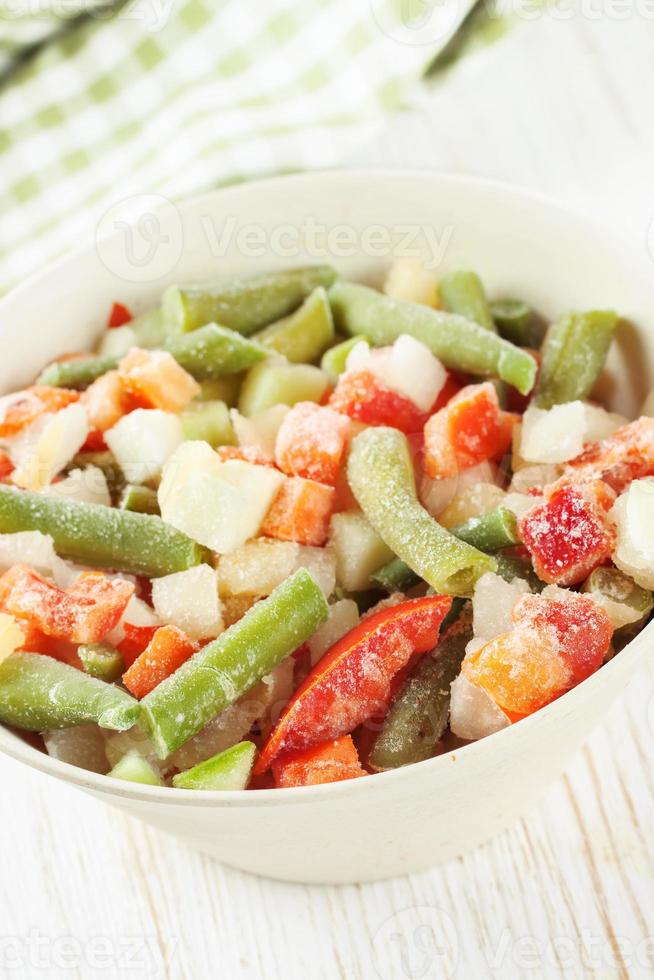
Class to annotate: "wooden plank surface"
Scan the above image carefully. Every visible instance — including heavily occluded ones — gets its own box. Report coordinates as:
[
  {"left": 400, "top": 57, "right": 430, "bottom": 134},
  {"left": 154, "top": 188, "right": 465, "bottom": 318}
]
[{"left": 2, "top": 13, "right": 654, "bottom": 980}]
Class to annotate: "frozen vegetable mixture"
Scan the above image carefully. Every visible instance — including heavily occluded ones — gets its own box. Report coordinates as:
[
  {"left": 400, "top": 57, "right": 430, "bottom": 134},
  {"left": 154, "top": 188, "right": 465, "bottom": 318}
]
[{"left": 0, "top": 261, "right": 650, "bottom": 791}]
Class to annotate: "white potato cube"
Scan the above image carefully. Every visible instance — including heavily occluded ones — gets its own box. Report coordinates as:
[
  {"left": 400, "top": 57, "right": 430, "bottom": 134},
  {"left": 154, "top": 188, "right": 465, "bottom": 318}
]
[
  {"left": 384, "top": 258, "right": 438, "bottom": 307},
  {"left": 219, "top": 540, "right": 298, "bottom": 596},
  {"left": 161, "top": 457, "right": 284, "bottom": 554},
  {"left": 152, "top": 565, "right": 223, "bottom": 640},
  {"left": 295, "top": 545, "right": 336, "bottom": 599},
  {"left": 106, "top": 595, "right": 161, "bottom": 646},
  {"left": 583, "top": 405, "right": 628, "bottom": 443},
  {"left": 106, "top": 408, "right": 183, "bottom": 483},
  {"left": 11, "top": 404, "right": 89, "bottom": 491},
  {"left": 44, "top": 465, "right": 111, "bottom": 507},
  {"left": 329, "top": 511, "right": 394, "bottom": 591},
  {"left": 0, "top": 530, "right": 70, "bottom": 582},
  {"left": 158, "top": 440, "right": 217, "bottom": 511},
  {"left": 503, "top": 491, "right": 543, "bottom": 520},
  {"left": 472, "top": 572, "right": 531, "bottom": 642},
  {"left": 449, "top": 673, "right": 510, "bottom": 741},
  {"left": 438, "top": 482, "right": 507, "bottom": 528},
  {"left": 611, "top": 479, "right": 654, "bottom": 589},
  {"left": 230, "top": 405, "right": 289, "bottom": 459},
  {"left": 308, "top": 599, "right": 359, "bottom": 666},
  {"left": 520, "top": 402, "right": 587, "bottom": 464}
]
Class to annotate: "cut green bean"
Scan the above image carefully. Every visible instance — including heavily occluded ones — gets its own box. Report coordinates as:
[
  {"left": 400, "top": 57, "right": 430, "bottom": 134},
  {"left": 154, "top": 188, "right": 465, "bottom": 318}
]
[
  {"left": 180, "top": 400, "right": 235, "bottom": 448},
  {"left": 320, "top": 335, "right": 368, "bottom": 383},
  {"left": 253, "top": 287, "right": 335, "bottom": 363},
  {"left": 439, "top": 270, "right": 496, "bottom": 332},
  {"left": 371, "top": 557, "right": 421, "bottom": 594},
  {"left": 450, "top": 507, "right": 520, "bottom": 552},
  {"left": 38, "top": 324, "right": 266, "bottom": 388},
  {"left": 119, "top": 485, "right": 160, "bottom": 516},
  {"left": 78, "top": 643, "right": 125, "bottom": 683},
  {"left": 238, "top": 362, "right": 329, "bottom": 416},
  {"left": 141, "top": 568, "right": 329, "bottom": 758},
  {"left": 0, "top": 486, "right": 209, "bottom": 577},
  {"left": 535, "top": 310, "right": 618, "bottom": 409},
  {"left": 369, "top": 610, "right": 472, "bottom": 770},
  {"left": 129, "top": 307, "right": 167, "bottom": 348},
  {"left": 329, "top": 281, "right": 537, "bottom": 395},
  {"left": 163, "top": 266, "right": 338, "bottom": 335},
  {"left": 172, "top": 741, "right": 256, "bottom": 791},
  {"left": 109, "top": 751, "right": 163, "bottom": 786},
  {"left": 0, "top": 653, "right": 139, "bottom": 732},
  {"left": 348, "top": 428, "right": 496, "bottom": 596},
  {"left": 491, "top": 299, "right": 535, "bottom": 347}
]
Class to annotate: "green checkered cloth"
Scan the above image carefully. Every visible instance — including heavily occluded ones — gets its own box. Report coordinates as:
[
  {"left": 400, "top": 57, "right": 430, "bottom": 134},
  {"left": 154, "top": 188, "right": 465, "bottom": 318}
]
[{"left": 0, "top": 0, "right": 460, "bottom": 295}]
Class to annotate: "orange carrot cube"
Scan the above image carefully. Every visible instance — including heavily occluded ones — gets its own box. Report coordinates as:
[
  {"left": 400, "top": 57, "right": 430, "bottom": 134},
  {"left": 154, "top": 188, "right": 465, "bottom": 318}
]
[
  {"left": 119, "top": 348, "right": 200, "bottom": 413},
  {"left": 275, "top": 402, "right": 350, "bottom": 486},
  {"left": 83, "top": 369, "right": 130, "bottom": 433},
  {"left": 0, "top": 386, "right": 80, "bottom": 439},
  {"left": 122, "top": 624, "right": 198, "bottom": 699},
  {"left": 272, "top": 735, "right": 367, "bottom": 788},
  {"left": 261, "top": 477, "right": 336, "bottom": 546}
]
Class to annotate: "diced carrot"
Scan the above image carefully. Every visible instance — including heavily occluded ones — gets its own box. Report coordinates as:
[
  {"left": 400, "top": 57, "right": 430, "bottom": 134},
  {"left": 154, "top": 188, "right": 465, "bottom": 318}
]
[
  {"left": 423, "top": 382, "right": 518, "bottom": 480},
  {"left": 0, "top": 386, "right": 81, "bottom": 439},
  {"left": 117, "top": 623, "right": 159, "bottom": 668},
  {"left": 261, "top": 477, "right": 335, "bottom": 546},
  {"left": 83, "top": 370, "right": 130, "bottom": 433},
  {"left": 329, "top": 369, "right": 428, "bottom": 433},
  {"left": 122, "top": 625, "right": 198, "bottom": 699},
  {"left": 107, "top": 302, "right": 133, "bottom": 328},
  {"left": 275, "top": 402, "right": 350, "bottom": 486},
  {"left": 118, "top": 348, "right": 200, "bottom": 413},
  {"left": 565, "top": 417, "right": 654, "bottom": 493},
  {"left": 272, "top": 735, "right": 367, "bottom": 788},
  {"left": 0, "top": 566, "right": 134, "bottom": 644},
  {"left": 518, "top": 479, "right": 616, "bottom": 586}
]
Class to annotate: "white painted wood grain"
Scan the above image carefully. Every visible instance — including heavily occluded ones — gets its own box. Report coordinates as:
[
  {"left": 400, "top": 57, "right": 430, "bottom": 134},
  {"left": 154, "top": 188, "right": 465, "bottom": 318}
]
[{"left": 2, "top": 13, "right": 654, "bottom": 980}]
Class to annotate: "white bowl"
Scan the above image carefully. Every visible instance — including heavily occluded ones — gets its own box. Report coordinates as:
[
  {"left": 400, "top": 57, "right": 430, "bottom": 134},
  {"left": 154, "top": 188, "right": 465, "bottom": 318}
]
[{"left": 0, "top": 171, "right": 652, "bottom": 884}]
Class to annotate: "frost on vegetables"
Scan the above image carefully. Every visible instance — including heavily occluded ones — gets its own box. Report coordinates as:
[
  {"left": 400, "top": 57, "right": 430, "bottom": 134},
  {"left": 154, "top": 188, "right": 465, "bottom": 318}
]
[{"left": 0, "top": 263, "right": 648, "bottom": 790}]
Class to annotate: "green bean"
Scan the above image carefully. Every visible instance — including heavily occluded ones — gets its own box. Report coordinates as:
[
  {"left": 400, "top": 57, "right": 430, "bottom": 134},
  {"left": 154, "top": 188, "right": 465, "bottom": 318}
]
[
  {"left": 535, "top": 310, "right": 618, "bottom": 409},
  {"left": 238, "top": 362, "right": 329, "bottom": 417},
  {"left": 129, "top": 307, "right": 166, "bottom": 348},
  {"left": 119, "top": 485, "right": 160, "bottom": 516},
  {"left": 38, "top": 324, "right": 266, "bottom": 388},
  {"left": 329, "top": 281, "right": 537, "bottom": 395},
  {"left": 78, "top": 643, "right": 125, "bottom": 683},
  {"left": 172, "top": 741, "right": 256, "bottom": 791},
  {"left": 369, "top": 610, "right": 472, "bottom": 770},
  {"left": 450, "top": 507, "right": 520, "bottom": 552},
  {"left": 163, "top": 266, "right": 338, "bottom": 335},
  {"left": 253, "top": 287, "right": 335, "bottom": 363},
  {"left": 439, "top": 270, "right": 496, "bottom": 332},
  {"left": 109, "top": 751, "right": 163, "bottom": 786},
  {"left": 141, "top": 568, "right": 329, "bottom": 758},
  {"left": 320, "top": 335, "right": 368, "bottom": 384},
  {"left": 0, "top": 486, "right": 209, "bottom": 577},
  {"left": 348, "top": 428, "right": 496, "bottom": 596},
  {"left": 490, "top": 299, "right": 535, "bottom": 347},
  {"left": 180, "top": 400, "right": 235, "bottom": 448},
  {"left": 371, "top": 557, "right": 421, "bottom": 594},
  {"left": 0, "top": 653, "right": 139, "bottom": 732}
]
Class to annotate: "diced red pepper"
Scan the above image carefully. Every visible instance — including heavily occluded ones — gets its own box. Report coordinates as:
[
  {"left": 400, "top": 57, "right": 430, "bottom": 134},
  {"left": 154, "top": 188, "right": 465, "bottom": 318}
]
[
  {"left": 423, "top": 382, "right": 518, "bottom": 480},
  {"left": 261, "top": 477, "right": 335, "bottom": 546},
  {"left": 275, "top": 401, "right": 350, "bottom": 486},
  {"left": 83, "top": 370, "right": 130, "bottom": 434},
  {"left": 118, "top": 348, "right": 199, "bottom": 413},
  {"left": 272, "top": 735, "right": 367, "bottom": 788},
  {"left": 107, "top": 302, "right": 133, "bottom": 329},
  {"left": 0, "top": 386, "right": 81, "bottom": 439},
  {"left": 518, "top": 478, "right": 616, "bottom": 586},
  {"left": 122, "top": 624, "right": 198, "bottom": 699},
  {"left": 0, "top": 450, "right": 14, "bottom": 483},
  {"left": 512, "top": 591, "right": 613, "bottom": 683},
  {"left": 0, "top": 566, "right": 134, "bottom": 644},
  {"left": 565, "top": 417, "right": 654, "bottom": 493},
  {"left": 255, "top": 595, "right": 452, "bottom": 774},
  {"left": 117, "top": 623, "right": 159, "bottom": 668},
  {"left": 329, "top": 369, "right": 429, "bottom": 434}
]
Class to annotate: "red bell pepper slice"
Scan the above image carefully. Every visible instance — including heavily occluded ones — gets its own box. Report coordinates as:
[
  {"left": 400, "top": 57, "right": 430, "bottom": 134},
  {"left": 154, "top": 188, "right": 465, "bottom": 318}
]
[
  {"left": 0, "top": 566, "right": 134, "bottom": 645},
  {"left": 329, "top": 369, "right": 429, "bottom": 434},
  {"left": 518, "top": 478, "right": 616, "bottom": 586},
  {"left": 107, "top": 302, "right": 133, "bottom": 328},
  {"left": 122, "top": 624, "right": 198, "bottom": 699},
  {"left": 117, "top": 623, "right": 159, "bottom": 668},
  {"left": 565, "top": 417, "right": 654, "bottom": 493},
  {"left": 272, "top": 735, "right": 367, "bottom": 788},
  {"left": 254, "top": 594, "right": 452, "bottom": 774}
]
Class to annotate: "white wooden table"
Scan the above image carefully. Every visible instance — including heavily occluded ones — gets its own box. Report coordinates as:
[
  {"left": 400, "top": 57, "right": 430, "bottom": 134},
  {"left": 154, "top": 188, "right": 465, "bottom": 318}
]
[{"left": 2, "top": 13, "right": 654, "bottom": 980}]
